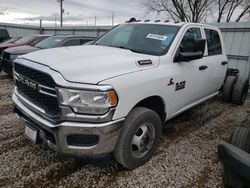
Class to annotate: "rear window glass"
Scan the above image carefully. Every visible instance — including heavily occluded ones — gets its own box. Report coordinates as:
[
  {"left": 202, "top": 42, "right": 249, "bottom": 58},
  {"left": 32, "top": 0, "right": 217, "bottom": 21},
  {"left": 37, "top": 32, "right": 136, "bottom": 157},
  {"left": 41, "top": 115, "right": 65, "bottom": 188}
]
[{"left": 205, "top": 29, "right": 222, "bottom": 56}]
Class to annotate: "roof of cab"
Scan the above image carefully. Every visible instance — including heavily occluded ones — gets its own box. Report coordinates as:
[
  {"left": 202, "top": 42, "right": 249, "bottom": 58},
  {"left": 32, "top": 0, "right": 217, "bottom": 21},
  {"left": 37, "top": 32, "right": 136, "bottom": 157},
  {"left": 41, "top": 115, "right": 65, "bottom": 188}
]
[{"left": 123, "top": 20, "right": 219, "bottom": 30}]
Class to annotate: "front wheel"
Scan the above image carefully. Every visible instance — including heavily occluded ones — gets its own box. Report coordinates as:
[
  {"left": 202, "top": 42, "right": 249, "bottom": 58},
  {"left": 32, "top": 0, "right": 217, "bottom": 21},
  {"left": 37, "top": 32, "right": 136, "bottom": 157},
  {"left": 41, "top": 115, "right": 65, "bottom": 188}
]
[{"left": 113, "top": 107, "right": 162, "bottom": 169}]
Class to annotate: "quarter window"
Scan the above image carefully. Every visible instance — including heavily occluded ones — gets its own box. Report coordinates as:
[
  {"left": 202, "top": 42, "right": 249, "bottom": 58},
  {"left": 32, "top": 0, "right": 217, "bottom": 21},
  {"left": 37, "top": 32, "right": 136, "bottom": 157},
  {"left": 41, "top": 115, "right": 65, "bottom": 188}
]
[
  {"left": 205, "top": 29, "right": 222, "bottom": 56},
  {"left": 179, "top": 28, "right": 202, "bottom": 53}
]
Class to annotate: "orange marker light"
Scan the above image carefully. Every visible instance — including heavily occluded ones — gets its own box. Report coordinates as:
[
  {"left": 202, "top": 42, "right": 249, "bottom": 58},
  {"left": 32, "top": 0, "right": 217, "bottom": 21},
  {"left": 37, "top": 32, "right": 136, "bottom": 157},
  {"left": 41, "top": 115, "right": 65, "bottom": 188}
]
[{"left": 108, "top": 91, "right": 118, "bottom": 106}]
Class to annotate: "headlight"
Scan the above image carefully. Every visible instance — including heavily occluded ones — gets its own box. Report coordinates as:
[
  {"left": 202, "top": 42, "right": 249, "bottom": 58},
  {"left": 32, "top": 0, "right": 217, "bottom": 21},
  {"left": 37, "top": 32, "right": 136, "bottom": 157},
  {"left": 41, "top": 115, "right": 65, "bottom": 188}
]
[{"left": 58, "top": 88, "right": 118, "bottom": 115}]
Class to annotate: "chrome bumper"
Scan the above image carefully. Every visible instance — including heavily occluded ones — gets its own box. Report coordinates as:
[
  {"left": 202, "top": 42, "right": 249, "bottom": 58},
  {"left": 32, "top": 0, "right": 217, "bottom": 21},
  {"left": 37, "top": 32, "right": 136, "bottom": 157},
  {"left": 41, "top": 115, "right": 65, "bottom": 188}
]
[{"left": 13, "top": 92, "right": 124, "bottom": 157}]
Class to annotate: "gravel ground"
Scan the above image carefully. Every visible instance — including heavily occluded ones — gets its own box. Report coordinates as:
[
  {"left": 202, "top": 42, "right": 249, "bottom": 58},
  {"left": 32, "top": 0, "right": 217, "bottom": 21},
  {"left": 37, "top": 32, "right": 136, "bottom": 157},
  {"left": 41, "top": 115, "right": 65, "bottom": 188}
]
[{"left": 0, "top": 72, "right": 249, "bottom": 188}]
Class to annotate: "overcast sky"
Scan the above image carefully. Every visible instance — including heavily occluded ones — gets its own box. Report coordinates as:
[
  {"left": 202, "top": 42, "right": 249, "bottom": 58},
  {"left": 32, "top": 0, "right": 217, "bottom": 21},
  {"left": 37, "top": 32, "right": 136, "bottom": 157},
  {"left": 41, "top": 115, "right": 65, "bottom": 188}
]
[{"left": 0, "top": 0, "right": 155, "bottom": 26}]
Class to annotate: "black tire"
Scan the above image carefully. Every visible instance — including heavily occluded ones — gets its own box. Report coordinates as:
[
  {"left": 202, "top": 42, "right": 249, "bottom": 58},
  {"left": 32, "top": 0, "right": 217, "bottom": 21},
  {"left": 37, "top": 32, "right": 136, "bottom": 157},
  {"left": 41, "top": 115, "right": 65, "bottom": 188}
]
[
  {"left": 223, "top": 128, "right": 250, "bottom": 188},
  {"left": 113, "top": 107, "right": 162, "bottom": 169},
  {"left": 232, "top": 78, "right": 249, "bottom": 105},
  {"left": 230, "top": 128, "right": 250, "bottom": 153},
  {"left": 222, "top": 76, "right": 238, "bottom": 102}
]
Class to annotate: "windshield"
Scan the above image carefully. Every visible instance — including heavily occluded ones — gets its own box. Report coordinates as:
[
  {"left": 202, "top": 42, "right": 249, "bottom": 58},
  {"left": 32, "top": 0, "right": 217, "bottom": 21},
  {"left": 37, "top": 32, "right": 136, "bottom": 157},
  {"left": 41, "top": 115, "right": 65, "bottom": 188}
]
[
  {"left": 35, "top": 36, "right": 65, "bottom": 49},
  {"left": 94, "top": 24, "right": 180, "bottom": 56},
  {"left": 14, "top": 35, "right": 35, "bottom": 44}
]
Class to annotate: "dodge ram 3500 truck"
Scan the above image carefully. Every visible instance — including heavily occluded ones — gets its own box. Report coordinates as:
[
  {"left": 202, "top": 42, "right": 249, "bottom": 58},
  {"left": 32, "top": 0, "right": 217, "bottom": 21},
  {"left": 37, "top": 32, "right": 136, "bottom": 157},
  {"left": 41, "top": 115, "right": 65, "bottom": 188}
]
[{"left": 12, "top": 21, "right": 249, "bottom": 169}]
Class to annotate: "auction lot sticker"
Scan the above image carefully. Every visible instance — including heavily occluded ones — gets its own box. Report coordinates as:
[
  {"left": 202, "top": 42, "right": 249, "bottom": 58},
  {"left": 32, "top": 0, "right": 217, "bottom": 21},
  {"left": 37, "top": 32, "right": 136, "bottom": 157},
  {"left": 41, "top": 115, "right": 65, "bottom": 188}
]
[{"left": 146, "top": 34, "right": 167, "bottom": 41}]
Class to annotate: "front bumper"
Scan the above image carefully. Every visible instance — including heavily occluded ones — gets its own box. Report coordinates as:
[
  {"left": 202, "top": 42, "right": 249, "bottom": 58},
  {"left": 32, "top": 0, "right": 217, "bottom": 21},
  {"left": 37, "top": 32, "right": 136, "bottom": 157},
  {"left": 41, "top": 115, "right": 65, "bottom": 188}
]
[
  {"left": 13, "top": 92, "right": 124, "bottom": 157},
  {"left": 218, "top": 140, "right": 250, "bottom": 181}
]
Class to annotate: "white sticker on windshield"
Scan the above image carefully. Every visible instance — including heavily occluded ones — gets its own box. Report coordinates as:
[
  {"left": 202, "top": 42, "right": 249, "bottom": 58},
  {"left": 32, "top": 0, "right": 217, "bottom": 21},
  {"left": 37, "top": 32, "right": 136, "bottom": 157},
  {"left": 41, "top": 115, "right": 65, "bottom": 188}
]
[
  {"left": 55, "top": 39, "right": 62, "bottom": 42},
  {"left": 146, "top": 34, "right": 167, "bottom": 41}
]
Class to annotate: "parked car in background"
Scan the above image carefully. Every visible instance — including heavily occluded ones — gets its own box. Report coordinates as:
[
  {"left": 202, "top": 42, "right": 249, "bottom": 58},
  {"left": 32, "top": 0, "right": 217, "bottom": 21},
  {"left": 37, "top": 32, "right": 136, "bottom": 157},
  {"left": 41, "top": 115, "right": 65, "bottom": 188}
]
[
  {"left": 0, "top": 34, "right": 51, "bottom": 57},
  {"left": 0, "top": 28, "right": 10, "bottom": 43},
  {"left": 0, "top": 35, "right": 94, "bottom": 75},
  {"left": 0, "top": 37, "right": 22, "bottom": 45},
  {"left": 0, "top": 34, "right": 51, "bottom": 74}
]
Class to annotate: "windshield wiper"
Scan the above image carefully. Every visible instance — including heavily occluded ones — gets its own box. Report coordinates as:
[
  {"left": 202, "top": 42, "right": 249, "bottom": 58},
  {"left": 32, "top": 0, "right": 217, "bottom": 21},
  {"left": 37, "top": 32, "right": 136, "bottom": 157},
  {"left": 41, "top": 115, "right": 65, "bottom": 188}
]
[{"left": 110, "top": 45, "right": 144, "bottom": 54}]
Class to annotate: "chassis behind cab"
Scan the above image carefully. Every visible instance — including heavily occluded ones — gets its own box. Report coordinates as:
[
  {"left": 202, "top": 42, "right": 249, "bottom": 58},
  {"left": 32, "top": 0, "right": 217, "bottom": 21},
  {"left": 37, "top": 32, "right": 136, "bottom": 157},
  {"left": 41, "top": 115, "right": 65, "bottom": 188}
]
[{"left": 13, "top": 21, "right": 246, "bottom": 169}]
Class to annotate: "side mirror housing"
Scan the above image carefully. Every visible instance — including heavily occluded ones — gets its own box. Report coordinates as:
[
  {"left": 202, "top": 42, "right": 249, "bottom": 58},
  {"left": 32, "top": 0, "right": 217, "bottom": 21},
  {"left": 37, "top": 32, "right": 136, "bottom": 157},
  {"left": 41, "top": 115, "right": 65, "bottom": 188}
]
[{"left": 174, "top": 39, "right": 206, "bottom": 62}]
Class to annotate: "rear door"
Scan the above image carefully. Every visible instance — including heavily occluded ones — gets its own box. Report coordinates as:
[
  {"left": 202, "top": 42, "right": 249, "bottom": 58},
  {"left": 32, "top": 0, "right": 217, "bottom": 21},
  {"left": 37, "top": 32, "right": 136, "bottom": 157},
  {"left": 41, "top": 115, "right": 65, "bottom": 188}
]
[{"left": 202, "top": 27, "right": 228, "bottom": 93}]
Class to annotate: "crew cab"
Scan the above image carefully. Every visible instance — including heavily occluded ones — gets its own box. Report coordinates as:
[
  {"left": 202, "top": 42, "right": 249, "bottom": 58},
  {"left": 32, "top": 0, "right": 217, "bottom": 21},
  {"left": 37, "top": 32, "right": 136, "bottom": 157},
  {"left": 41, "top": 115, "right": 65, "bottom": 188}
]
[
  {"left": 12, "top": 21, "right": 249, "bottom": 169},
  {"left": 1, "top": 35, "right": 94, "bottom": 75},
  {"left": 0, "top": 34, "right": 50, "bottom": 73}
]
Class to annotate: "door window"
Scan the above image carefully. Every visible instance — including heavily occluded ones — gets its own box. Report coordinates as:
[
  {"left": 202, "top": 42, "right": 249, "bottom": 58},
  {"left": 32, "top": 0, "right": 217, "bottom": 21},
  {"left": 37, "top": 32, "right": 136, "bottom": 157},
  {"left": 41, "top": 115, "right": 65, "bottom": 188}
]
[
  {"left": 204, "top": 29, "right": 222, "bottom": 56},
  {"left": 179, "top": 28, "right": 202, "bottom": 53}
]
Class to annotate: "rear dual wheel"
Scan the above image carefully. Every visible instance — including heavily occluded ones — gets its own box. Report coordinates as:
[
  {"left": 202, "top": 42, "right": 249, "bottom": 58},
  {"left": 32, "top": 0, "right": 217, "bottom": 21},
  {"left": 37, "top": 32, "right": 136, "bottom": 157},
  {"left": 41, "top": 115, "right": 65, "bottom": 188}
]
[
  {"left": 222, "top": 76, "right": 249, "bottom": 105},
  {"left": 222, "top": 76, "right": 237, "bottom": 102},
  {"left": 232, "top": 78, "right": 249, "bottom": 105}
]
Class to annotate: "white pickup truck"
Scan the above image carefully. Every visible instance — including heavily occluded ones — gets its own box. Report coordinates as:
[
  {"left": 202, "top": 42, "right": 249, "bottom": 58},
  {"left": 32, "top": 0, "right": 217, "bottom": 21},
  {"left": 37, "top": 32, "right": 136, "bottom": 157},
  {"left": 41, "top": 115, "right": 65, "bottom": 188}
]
[{"left": 12, "top": 21, "right": 249, "bottom": 169}]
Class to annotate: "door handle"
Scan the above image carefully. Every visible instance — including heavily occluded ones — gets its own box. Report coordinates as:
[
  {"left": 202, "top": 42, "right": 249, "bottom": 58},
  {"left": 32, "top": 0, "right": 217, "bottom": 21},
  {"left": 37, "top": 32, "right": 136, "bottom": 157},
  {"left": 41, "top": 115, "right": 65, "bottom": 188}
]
[
  {"left": 199, "top": 65, "right": 208, "bottom": 70},
  {"left": 221, "top": 61, "right": 228, "bottom": 65}
]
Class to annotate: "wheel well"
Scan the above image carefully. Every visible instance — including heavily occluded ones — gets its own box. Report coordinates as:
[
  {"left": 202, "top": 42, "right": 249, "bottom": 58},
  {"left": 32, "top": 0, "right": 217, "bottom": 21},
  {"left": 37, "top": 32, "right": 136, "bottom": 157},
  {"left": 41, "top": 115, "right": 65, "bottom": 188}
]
[{"left": 135, "top": 96, "right": 166, "bottom": 123}]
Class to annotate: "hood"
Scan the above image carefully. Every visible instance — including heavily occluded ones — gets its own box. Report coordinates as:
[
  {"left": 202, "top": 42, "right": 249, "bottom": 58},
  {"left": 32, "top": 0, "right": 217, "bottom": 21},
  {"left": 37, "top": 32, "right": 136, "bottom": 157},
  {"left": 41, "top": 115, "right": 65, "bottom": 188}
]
[
  {"left": 23, "top": 45, "right": 160, "bottom": 84},
  {"left": 5, "top": 45, "right": 39, "bottom": 55}
]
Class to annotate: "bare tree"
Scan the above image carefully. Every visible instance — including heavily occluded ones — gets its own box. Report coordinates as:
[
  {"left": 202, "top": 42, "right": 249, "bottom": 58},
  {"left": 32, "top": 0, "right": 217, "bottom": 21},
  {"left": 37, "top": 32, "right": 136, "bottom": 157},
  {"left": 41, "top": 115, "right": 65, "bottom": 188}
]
[
  {"left": 144, "top": 0, "right": 250, "bottom": 23},
  {"left": 216, "top": 0, "right": 250, "bottom": 22},
  {"left": 143, "top": 0, "right": 215, "bottom": 23},
  {"left": 235, "top": 0, "right": 250, "bottom": 22}
]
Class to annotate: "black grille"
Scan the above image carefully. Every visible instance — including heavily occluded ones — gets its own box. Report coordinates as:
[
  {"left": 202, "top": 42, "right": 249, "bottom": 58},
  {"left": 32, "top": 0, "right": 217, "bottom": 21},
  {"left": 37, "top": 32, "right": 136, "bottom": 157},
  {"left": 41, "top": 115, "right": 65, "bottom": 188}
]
[
  {"left": 1, "top": 61, "right": 12, "bottom": 74},
  {"left": 15, "top": 63, "right": 56, "bottom": 88},
  {"left": 1, "top": 51, "right": 12, "bottom": 74},
  {"left": 3, "top": 52, "right": 10, "bottom": 61},
  {"left": 0, "top": 49, "right": 3, "bottom": 57},
  {"left": 15, "top": 63, "right": 60, "bottom": 118}
]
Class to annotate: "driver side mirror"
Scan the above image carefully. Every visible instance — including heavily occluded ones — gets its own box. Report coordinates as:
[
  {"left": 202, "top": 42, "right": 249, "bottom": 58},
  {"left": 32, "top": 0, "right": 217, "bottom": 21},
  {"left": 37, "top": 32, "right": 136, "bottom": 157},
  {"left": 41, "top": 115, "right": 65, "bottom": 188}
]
[{"left": 174, "top": 39, "right": 206, "bottom": 62}]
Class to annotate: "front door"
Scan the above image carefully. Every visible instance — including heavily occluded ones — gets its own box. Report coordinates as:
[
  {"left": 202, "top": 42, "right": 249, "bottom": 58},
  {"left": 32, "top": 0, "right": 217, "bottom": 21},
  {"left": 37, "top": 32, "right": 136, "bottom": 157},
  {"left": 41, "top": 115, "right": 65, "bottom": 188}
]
[{"left": 168, "top": 27, "right": 208, "bottom": 116}]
